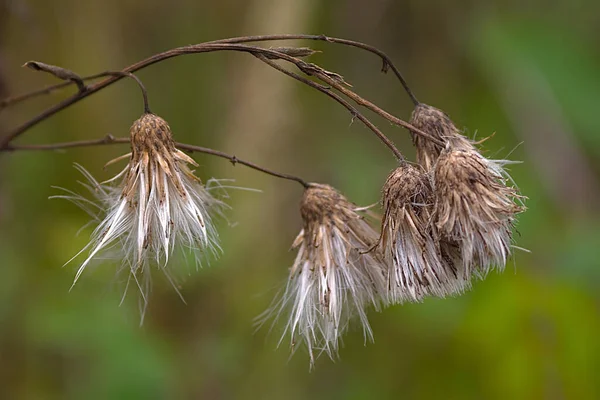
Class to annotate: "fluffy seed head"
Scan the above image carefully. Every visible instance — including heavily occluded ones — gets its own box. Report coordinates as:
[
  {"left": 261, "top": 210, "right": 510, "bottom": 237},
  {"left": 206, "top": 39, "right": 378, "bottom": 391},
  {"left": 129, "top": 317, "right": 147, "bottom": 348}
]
[
  {"left": 56, "top": 113, "right": 225, "bottom": 315},
  {"left": 378, "top": 164, "right": 469, "bottom": 302},
  {"left": 433, "top": 138, "right": 524, "bottom": 277},
  {"left": 260, "top": 184, "right": 386, "bottom": 366},
  {"left": 410, "top": 103, "right": 471, "bottom": 171}
]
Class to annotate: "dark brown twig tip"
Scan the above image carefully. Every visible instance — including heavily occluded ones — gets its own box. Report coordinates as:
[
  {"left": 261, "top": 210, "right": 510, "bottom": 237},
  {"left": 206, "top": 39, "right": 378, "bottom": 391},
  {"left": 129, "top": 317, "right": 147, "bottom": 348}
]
[
  {"left": 23, "top": 61, "right": 87, "bottom": 92},
  {"left": 381, "top": 60, "right": 390, "bottom": 74}
]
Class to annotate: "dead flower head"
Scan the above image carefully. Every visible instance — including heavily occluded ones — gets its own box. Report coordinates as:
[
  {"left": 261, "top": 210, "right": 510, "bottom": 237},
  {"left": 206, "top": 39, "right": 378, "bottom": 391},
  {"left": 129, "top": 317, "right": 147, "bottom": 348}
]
[
  {"left": 377, "top": 163, "right": 469, "bottom": 303},
  {"left": 433, "top": 137, "right": 524, "bottom": 277},
  {"left": 259, "top": 183, "right": 386, "bottom": 366},
  {"left": 409, "top": 103, "right": 471, "bottom": 171},
  {"left": 56, "top": 113, "right": 225, "bottom": 309}
]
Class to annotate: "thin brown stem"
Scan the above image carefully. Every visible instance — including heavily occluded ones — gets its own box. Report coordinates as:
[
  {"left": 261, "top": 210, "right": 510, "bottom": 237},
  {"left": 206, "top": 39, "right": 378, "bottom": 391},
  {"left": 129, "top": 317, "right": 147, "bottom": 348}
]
[
  {"left": 1, "top": 34, "right": 418, "bottom": 112},
  {"left": 101, "top": 72, "right": 151, "bottom": 114},
  {"left": 177, "top": 143, "right": 310, "bottom": 188},
  {"left": 291, "top": 62, "right": 444, "bottom": 146},
  {"left": 256, "top": 54, "right": 404, "bottom": 160},
  {"left": 0, "top": 71, "right": 112, "bottom": 113},
  {"left": 0, "top": 42, "right": 436, "bottom": 151},
  {"left": 1, "top": 134, "right": 125, "bottom": 150},
  {"left": 1, "top": 136, "right": 310, "bottom": 188},
  {"left": 207, "top": 34, "right": 419, "bottom": 105}
]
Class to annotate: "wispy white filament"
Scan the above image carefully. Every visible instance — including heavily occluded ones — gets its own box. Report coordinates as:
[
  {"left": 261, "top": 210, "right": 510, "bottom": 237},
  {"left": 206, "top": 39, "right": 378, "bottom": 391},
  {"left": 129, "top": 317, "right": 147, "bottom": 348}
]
[
  {"left": 54, "top": 114, "right": 225, "bottom": 315},
  {"left": 258, "top": 185, "right": 385, "bottom": 366},
  {"left": 379, "top": 165, "right": 470, "bottom": 303},
  {"left": 433, "top": 139, "right": 523, "bottom": 278}
]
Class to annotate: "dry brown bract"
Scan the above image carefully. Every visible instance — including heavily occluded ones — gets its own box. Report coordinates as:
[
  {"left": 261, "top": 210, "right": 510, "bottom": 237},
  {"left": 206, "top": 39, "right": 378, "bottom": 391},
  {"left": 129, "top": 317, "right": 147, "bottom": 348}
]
[
  {"left": 377, "top": 164, "right": 469, "bottom": 302},
  {"left": 433, "top": 138, "right": 524, "bottom": 277},
  {"left": 55, "top": 113, "right": 224, "bottom": 315},
  {"left": 409, "top": 103, "right": 471, "bottom": 171}
]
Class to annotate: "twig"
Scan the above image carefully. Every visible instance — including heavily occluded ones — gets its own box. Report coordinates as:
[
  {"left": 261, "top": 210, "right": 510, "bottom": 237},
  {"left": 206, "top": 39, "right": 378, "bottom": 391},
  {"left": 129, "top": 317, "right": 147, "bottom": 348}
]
[
  {"left": 0, "top": 42, "right": 434, "bottom": 152},
  {"left": 1, "top": 134, "right": 124, "bottom": 150},
  {"left": 1, "top": 34, "right": 418, "bottom": 112},
  {"left": 290, "top": 60, "right": 444, "bottom": 146},
  {"left": 101, "top": 71, "right": 151, "bottom": 114},
  {"left": 23, "top": 61, "right": 87, "bottom": 92},
  {"left": 255, "top": 54, "right": 404, "bottom": 161},
  {"left": 0, "top": 71, "right": 111, "bottom": 113},
  {"left": 1, "top": 136, "right": 310, "bottom": 188},
  {"left": 178, "top": 143, "right": 310, "bottom": 188},
  {"left": 207, "top": 34, "right": 419, "bottom": 105},
  {"left": 19, "top": 64, "right": 152, "bottom": 114}
]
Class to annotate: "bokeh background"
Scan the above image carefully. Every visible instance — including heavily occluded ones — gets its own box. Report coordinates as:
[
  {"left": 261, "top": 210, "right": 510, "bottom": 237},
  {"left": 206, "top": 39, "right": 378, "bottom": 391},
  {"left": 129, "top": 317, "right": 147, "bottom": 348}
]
[{"left": 1, "top": 1, "right": 599, "bottom": 399}]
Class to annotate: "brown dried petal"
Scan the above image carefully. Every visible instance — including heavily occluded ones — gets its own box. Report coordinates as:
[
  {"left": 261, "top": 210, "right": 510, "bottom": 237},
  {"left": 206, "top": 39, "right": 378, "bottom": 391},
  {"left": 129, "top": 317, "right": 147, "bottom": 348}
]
[
  {"left": 379, "top": 164, "right": 469, "bottom": 302},
  {"left": 409, "top": 103, "right": 471, "bottom": 171},
  {"left": 433, "top": 145, "right": 523, "bottom": 275}
]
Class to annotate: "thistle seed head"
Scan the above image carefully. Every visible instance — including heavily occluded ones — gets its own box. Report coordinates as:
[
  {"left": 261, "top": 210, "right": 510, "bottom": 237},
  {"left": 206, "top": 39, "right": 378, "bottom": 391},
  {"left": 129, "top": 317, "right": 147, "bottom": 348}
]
[
  {"left": 260, "top": 183, "right": 386, "bottom": 366},
  {"left": 409, "top": 103, "right": 471, "bottom": 171},
  {"left": 433, "top": 138, "right": 524, "bottom": 277},
  {"left": 378, "top": 164, "right": 469, "bottom": 303},
  {"left": 56, "top": 113, "right": 225, "bottom": 315}
]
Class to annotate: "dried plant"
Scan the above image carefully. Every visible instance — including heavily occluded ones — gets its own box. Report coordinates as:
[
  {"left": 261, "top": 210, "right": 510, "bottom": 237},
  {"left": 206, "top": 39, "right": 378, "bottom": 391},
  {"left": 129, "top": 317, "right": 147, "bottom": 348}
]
[
  {"left": 409, "top": 103, "right": 471, "bottom": 171},
  {"left": 433, "top": 137, "right": 525, "bottom": 277},
  {"left": 53, "top": 113, "right": 225, "bottom": 314},
  {"left": 409, "top": 103, "right": 525, "bottom": 278},
  {"left": 0, "top": 34, "right": 525, "bottom": 366},
  {"left": 258, "top": 184, "right": 386, "bottom": 366},
  {"left": 377, "top": 163, "right": 469, "bottom": 303}
]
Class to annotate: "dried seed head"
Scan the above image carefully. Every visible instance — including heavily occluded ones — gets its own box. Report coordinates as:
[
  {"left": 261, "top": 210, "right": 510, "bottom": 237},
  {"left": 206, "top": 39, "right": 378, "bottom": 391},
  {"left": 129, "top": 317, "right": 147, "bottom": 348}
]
[
  {"left": 378, "top": 164, "right": 469, "bottom": 302},
  {"left": 130, "top": 112, "right": 177, "bottom": 157},
  {"left": 55, "top": 113, "right": 226, "bottom": 317},
  {"left": 259, "top": 183, "right": 386, "bottom": 366},
  {"left": 410, "top": 103, "right": 471, "bottom": 171},
  {"left": 299, "top": 183, "right": 356, "bottom": 231},
  {"left": 433, "top": 138, "right": 524, "bottom": 277}
]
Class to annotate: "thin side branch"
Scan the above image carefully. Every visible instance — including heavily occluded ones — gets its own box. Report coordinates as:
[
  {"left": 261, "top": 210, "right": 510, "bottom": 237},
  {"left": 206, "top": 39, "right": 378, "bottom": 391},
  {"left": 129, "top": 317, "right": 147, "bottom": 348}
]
[
  {"left": 255, "top": 54, "right": 404, "bottom": 161},
  {"left": 208, "top": 34, "right": 420, "bottom": 105},
  {"left": 2, "top": 136, "right": 310, "bottom": 188},
  {"left": 2, "top": 134, "right": 124, "bottom": 150},
  {"left": 0, "top": 71, "right": 113, "bottom": 113},
  {"left": 19, "top": 64, "right": 152, "bottom": 114},
  {"left": 0, "top": 41, "right": 435, "bottom": 152},
  {"left": 1, "top": 34, "right": 417, "bottom": 112},
  {"left": 101, "top": 71, "right": 152, "bottom": 114},
  {"left": 178, "top": 143, "right": 310, "bottom": 188},
  {"left": 291, "top": 60, "right": 444, "bottom": 146}
]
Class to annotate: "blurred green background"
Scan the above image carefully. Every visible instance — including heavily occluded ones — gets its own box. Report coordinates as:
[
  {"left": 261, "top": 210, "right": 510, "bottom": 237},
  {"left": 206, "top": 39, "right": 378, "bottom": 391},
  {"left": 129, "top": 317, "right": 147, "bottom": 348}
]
[{"left": 1, "top": 1, "right": 599, "bottom": 399}]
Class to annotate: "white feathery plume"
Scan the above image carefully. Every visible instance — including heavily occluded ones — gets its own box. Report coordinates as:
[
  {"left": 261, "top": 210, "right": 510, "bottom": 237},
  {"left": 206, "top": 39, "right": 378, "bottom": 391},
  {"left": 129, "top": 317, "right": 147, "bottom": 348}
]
[
  {"left": 258, "top": 184, "right": 386, "bottom": 366},
  {"left": 409, "top": 102, "right": 525, "bottom": 278},
  {"left": 54, "top": 113, "right": 225, "bottom": 313},
  {"left": 433, "top": 137, "right": 524, "bottom": 277}
]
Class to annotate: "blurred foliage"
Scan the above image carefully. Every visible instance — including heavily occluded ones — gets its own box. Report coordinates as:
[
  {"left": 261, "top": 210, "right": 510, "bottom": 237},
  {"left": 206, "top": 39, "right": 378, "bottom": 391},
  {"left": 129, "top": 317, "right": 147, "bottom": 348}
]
[{"left": 1, "top": 1, "right": 599, "bottom": 399}]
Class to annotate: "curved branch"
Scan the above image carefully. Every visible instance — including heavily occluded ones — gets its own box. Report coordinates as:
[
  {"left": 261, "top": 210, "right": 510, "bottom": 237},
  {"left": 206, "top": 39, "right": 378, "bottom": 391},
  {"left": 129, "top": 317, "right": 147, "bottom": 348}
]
[
  {"left": 0, "top": 42, "right": 436, "bottom": 152},
  {"left": 0, "top": 71, "right": 112, "bottom": 113},
  {"left": 1, "top": 136, "right": 310, "bottom": 188},
  {"left": 207, "top": 34, "right": 419, "bottom": 105},
  {"left": 102, "top": 71, "right": 151, "bottom": 114},
  {"left": 1, "top": 34, "right": 418, "bottom": 112},
  {"left": 255, "top": 54, "right": 404, "bottom": 161}
]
